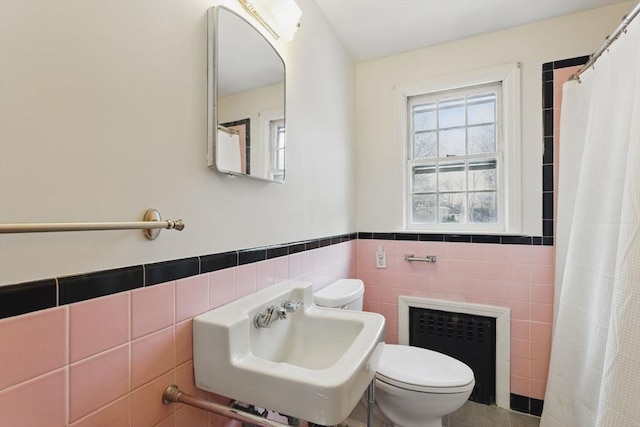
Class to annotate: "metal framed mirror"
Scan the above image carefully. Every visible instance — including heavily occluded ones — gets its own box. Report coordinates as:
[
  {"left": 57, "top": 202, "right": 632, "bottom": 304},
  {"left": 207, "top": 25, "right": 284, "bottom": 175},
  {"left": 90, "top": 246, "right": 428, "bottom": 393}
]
[{"left": 207, "top": 5, "right": 286, "bottom": 183}]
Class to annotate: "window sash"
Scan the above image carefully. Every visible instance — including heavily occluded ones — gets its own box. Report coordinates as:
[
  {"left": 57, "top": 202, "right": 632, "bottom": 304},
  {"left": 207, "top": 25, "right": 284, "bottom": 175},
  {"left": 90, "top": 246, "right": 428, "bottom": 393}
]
[
  {"left": 406, "top": 82, "right": 505, "bottom": 230},
  {"left": 270, "top": 119, "right": 285, "bottom": 179}
]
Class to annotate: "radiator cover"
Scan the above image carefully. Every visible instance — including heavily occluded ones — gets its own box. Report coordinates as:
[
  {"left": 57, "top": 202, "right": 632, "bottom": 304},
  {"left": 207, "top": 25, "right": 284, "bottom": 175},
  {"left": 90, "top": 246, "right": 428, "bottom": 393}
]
[{"left": 409, "top": 307, "right": 496, "bottom": 404}]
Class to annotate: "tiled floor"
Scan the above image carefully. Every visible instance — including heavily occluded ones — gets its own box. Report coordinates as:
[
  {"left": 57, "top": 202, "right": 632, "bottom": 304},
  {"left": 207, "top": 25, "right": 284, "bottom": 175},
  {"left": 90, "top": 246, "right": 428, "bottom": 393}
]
[
  {"left": 445, "top": 401, "right": 541, "bottom": 427},
  {"left": 319, "top": 400, "right": 541, "bottom": 427}
]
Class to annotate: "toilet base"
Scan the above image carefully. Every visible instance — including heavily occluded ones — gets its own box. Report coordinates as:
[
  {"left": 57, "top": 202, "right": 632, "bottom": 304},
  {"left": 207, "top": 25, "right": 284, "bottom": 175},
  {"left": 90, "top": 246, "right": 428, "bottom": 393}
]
[
  {"left": 337, "top": 413, "right": 444, "bottom": 427},
  {"left": 337, "top": 394, "right": 391, "bottom": 427},
  {"left": 337, "top": 389, "right": 451, "bottom": 427},
  {"left": 336, "top": 418, "right": 367, "bottom": 427}
]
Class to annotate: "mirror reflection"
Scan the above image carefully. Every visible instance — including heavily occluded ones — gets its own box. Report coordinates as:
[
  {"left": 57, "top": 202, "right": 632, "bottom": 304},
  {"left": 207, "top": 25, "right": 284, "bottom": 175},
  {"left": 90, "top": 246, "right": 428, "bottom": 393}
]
[{"left": 208, "top": 6, "right": 286, "bottom": 182}]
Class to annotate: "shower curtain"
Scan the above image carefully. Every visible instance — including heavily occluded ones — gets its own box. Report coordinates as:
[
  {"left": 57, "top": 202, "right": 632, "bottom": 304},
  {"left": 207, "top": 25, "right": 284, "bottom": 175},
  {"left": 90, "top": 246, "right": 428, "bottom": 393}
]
[{"left": 541, "top": 13, "right": 640, "bottom": 427}]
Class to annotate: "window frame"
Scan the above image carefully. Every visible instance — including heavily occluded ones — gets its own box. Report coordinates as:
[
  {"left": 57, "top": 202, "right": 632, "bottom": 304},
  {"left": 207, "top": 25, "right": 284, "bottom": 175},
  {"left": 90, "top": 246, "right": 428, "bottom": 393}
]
[
  {"left": 258, "top": 107, "right": 285, "bottom": 181},
  {"left": 269, "top": 117, "right": 286, "bottom": 181},
  {"left": 395, "top": 63, "right": 522, "bottom": 233}
]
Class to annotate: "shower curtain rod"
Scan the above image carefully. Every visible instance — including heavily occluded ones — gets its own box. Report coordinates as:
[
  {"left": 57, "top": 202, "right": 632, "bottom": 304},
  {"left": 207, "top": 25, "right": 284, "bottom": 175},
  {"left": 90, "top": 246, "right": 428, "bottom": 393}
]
[{"left": 572, "top": 1, "right": 640, "bottom": 81}]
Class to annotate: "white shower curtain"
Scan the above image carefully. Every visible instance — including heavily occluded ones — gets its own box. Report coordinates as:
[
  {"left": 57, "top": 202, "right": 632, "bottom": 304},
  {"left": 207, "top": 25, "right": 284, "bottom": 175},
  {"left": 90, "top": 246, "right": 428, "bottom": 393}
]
[{"left": 541, "top": 14, "right": 640, "bottom": 427}]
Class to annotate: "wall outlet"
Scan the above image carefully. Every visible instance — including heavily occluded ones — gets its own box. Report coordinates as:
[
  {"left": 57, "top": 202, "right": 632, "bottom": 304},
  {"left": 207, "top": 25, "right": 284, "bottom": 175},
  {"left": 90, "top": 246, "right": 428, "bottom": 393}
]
[{"left": 376, "top": 245, "right": 387, "bottom": 269}]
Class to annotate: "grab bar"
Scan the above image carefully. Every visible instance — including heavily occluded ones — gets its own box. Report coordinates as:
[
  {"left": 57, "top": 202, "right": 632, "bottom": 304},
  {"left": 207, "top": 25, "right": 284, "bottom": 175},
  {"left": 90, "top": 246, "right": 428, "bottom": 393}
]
[
  {"left": 404, "top": 254, "right": 437, "bottom": 263},
  {"left": 162, "top": 385, "right": 289, "bottom": 427},
  {"left": 0, "top": 208, "right": 184, "bottom": 240}
]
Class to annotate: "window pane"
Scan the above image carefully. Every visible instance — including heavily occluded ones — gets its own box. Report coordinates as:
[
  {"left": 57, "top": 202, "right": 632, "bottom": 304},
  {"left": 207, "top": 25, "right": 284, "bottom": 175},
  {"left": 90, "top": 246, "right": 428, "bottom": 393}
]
[
  {"left": 412, "top": 194, "right": 437, "bottom": 224},
  {"left": 469, "top": 192, "right": 497, "bottom": 223},
  {"left": 438, "top": 162, "right": 466, "bottom": 192},
  {"left": 413, "top": 165, "right": 436, "bottom": 192},
  {"left": 439, "top": 193, "right": 467, "bottom": 223},
  {"left": 278, "top": 149, "right": 285, "bottom": 168},
  {"left": 414, "top": 131, "right": 437, "bottom": 159},
  {"left": 438, "top": 98, "right": 465, "bottom": 128},
  {"left": 439, "top": 128, "right": 465, "bottom": 157},
  {"left": 276, "top": 127, "right": 285, "bottom": 149},
  {"left": 413, "top": 103, "right": 437, "bottom": 131},
  {"left": 468, "top": 124, "right": 495, "bottom": 154},
  {"left": 468, "top": 159, "right": 497, "bottom": 191},
  {"left": 467, "top": 94, "right": 495, "bottom": 125}
]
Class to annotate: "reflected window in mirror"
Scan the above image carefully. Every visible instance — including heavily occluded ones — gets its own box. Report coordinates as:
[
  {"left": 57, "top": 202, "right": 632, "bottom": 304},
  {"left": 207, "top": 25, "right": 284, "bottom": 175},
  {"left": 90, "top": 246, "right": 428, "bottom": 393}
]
[{"left": 270, "top": 118, "right": 285, "bottom": 181}]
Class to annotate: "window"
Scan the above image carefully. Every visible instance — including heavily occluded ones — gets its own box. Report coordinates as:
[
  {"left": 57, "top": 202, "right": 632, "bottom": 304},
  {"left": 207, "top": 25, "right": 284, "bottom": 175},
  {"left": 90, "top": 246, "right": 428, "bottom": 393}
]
[
  {"left": 397, "top": 64, "right": 521, "bottom": 232},
  {"left": 258, "top": 107, "right": 285, "bottom": 182}
]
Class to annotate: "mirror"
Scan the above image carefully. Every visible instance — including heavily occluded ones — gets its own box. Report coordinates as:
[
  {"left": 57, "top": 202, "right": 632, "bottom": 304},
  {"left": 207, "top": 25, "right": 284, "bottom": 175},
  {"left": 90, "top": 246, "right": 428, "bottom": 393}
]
[{"left": 207, "top": 6, "right": 286, "bottom": 183}]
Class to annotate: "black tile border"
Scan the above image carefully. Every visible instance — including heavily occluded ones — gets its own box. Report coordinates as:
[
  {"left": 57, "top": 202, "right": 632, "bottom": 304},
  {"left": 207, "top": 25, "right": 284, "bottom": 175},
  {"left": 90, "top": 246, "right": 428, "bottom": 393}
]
[
  {"left": 357, "top": 232, "right": 542, "bottom": 245},
  {"left": 200, "top": 251, "right": 238, "bottom": 273},
  {"left": 541, "top": 55, "right": 589, "bottom": 251},
  {"left": 59, "top": 266, "right": 144, "bottom": 305},
  {"left": 511, "top": 393, "right": 544, "bottom": 417},
  {"left": 0, "top": 233, "right": 357, "bottom": 320},
  {"left": 266, "top": 245, "right": 289, "bottom": 259},
  {"left": 145, "top": 257, "right": 200, "bottom": 287},
  {"left": 0, "top": 279, "right": 58, "bottom": 318},
  {"left": 238, "top": 248, "right": 267, "bottom": 265},
  {"left": 553, "top": 55, "right": 590, "bottom": 69},
  {"left": 530, "top": 397, "right": 544, "bottom": 417}
]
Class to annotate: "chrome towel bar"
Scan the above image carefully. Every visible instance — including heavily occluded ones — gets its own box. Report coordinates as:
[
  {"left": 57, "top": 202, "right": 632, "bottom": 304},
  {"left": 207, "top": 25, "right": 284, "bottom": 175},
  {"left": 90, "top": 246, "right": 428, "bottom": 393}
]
[
  {"left": 0, "top": 208, "right": 184, "bottom": 240},
  {"left": 404, "top": 254, "right": 437, "bottom": 263},
  {"left": 162, "top": 385, "right": 289, "bottom": 427}
]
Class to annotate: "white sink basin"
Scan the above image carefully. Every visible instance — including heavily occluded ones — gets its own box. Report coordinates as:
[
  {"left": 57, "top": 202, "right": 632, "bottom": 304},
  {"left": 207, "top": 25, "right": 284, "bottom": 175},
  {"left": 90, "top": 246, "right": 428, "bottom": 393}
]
[{"left": 193, "top": 280, "right": 385, "bottom": 426}]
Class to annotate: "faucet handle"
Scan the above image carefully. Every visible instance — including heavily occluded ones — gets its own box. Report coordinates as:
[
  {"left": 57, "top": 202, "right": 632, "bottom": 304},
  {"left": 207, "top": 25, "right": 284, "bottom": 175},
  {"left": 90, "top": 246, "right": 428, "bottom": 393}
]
[
  {"left": 254, "top": 305, "right": 287, "bottom": 328},
  {"left": 282, "top": 300, "right": 303, "bottom": 312},
  {"left": 273, "top": 305, "right": 287, "bottom": 319}
]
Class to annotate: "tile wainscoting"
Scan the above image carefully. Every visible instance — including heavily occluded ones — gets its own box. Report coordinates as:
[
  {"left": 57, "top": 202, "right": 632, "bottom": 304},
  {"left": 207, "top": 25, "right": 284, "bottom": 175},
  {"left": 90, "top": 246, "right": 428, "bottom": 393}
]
[
  {"left": 0, "top": 237, "right": 357, "bottom": 427},
  {"left": 1, "top": 232, "right": 549, "bottom": 425},
  {"left": 357, "top": 236, "right": 553, "bottom": 415}
]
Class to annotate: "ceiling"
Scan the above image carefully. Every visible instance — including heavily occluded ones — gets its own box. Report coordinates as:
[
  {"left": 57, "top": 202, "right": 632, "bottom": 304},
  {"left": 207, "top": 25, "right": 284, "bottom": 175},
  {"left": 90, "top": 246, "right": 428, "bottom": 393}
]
[{"left": 313, "top": 0, "right": 632, "bottom": 62}]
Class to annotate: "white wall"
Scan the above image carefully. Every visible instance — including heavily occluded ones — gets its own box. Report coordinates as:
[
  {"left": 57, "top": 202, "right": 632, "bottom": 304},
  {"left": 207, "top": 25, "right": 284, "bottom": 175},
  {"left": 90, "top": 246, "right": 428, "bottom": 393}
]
[
  {"left": 355, "top": 2, "right": 636, "bottom": 234},
  {"left": 0, "top": 0, "right": 356, "bottom": 285}
]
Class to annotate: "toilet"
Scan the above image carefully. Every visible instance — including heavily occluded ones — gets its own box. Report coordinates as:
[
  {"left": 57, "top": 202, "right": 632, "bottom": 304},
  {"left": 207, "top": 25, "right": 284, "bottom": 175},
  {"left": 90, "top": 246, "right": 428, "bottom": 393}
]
[{"left": 314, "top": 279, "right": 475, "bottom": 427}]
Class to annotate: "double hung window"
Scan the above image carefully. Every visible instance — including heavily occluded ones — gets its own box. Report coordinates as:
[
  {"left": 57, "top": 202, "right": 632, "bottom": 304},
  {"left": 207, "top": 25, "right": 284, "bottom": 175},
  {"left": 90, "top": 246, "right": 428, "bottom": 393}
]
[
  {"left": 270, "top": 118, "right": 285, "bottom": 181},
  {"left": 400, "top": 64, "right": 521, "bottom": 232}
]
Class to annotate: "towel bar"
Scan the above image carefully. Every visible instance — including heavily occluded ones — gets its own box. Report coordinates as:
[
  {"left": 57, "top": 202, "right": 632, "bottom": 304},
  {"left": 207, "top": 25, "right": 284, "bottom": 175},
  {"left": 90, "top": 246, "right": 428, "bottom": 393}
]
[
  {"left": 162, "top": 385, "right": 290, "bottom": 427},
  {"left": 404, "top": 254, "right": 437, "bottom": 263},
  {"left": 0, "top": 208, "right": 184, "bottom": 240}
]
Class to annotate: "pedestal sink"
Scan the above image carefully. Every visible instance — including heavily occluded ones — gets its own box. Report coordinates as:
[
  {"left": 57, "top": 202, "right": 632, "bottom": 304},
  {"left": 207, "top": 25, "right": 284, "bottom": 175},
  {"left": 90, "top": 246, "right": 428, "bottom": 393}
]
[{"left": 193, "top": 280, "right": 385, "bottom": 426}]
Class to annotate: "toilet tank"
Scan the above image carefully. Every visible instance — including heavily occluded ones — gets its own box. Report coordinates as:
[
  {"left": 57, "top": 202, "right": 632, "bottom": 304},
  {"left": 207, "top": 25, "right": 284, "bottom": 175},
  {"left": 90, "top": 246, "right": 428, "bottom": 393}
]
[{"left": 314, "top": 279, "right": 364, "bottom": 311}]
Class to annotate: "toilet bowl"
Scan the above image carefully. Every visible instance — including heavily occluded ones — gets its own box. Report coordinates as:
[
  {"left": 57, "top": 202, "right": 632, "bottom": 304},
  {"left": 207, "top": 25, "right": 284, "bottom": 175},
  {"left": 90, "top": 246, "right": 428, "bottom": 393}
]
[{"left": 314, "top": 279, "right": 475, "bottom": 427}]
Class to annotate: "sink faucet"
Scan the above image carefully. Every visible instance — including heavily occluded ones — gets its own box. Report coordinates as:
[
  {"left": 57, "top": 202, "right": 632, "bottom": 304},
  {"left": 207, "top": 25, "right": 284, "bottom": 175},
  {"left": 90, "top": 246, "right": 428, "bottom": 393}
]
[
  {"left": 282, "top": 299, "right": 303, "bottom": 312},
  {"left": 254, "top": 305, "right": 287, "bottom": 328},
  {"left": 254, "top": 300, "right": 303, "bottom": 329}
]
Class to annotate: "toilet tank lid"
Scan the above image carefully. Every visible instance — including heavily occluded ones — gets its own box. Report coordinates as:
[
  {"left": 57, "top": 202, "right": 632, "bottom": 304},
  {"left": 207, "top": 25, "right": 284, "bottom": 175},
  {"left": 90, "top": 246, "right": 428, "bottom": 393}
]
[{"left": 314, "top": 279, "right": 364, "bottom": 307}]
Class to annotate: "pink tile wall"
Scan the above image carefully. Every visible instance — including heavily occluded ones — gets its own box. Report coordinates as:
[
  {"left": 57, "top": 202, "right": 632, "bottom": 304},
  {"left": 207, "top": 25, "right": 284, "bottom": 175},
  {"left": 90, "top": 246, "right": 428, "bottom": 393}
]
[
  {"left": 357, "top": 239, "right": 554, "bottom": 400},
  {"left": 0, "top": 241, "right": 356, "bottom": 427}
]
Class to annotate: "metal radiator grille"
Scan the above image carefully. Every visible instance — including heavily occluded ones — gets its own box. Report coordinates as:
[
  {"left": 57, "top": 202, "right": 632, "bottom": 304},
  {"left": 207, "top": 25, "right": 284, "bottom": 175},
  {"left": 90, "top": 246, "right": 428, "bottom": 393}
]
[{"left": 409, "top": 307, "right": 496, "bottom": 405}]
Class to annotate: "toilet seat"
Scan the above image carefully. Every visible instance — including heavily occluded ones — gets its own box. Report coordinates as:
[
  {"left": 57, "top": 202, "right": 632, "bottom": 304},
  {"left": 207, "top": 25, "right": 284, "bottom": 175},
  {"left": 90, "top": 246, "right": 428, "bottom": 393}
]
[{"left": 376, "top": 345, "right": 475, "bottom": 394}]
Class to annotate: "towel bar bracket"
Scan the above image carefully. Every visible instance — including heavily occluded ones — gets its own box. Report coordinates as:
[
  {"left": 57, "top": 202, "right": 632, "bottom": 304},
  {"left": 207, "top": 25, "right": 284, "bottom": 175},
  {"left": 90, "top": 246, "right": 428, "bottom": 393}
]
[{"left": 143, "top": 208, "right": 162, "bottom": 240}]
